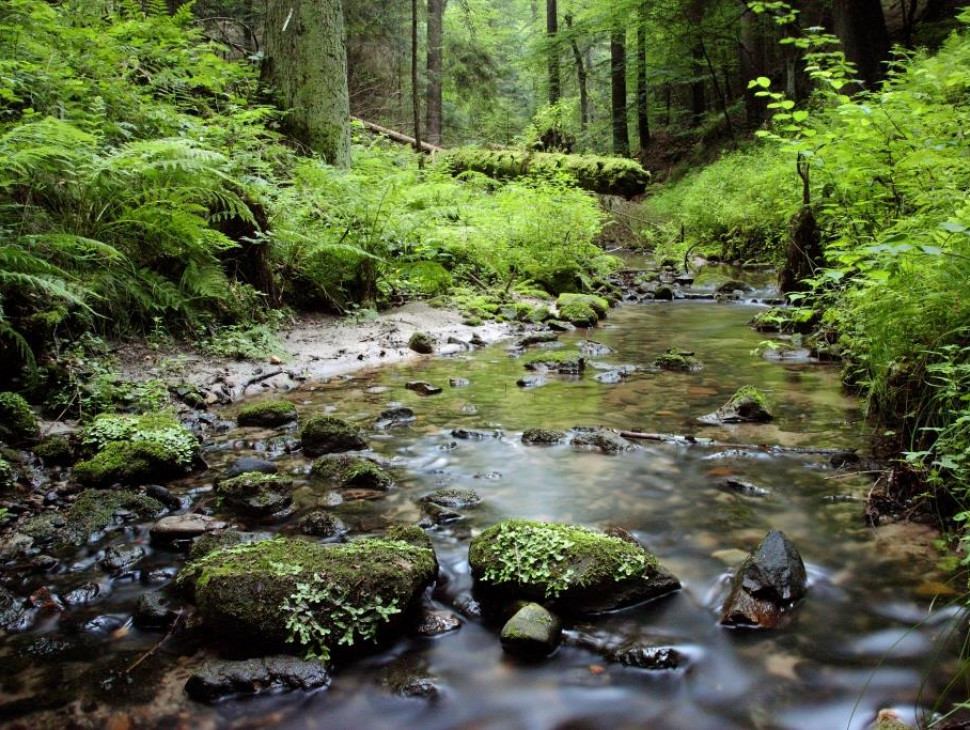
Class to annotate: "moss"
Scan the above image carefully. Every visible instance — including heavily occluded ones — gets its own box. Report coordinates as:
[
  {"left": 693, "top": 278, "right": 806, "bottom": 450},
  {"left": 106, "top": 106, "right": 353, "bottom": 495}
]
[
  {"left": 521, "top": 428, "right": 567, "bottom": 445},
  {"left": 189, "top": 530, "right": 273, "bottom": 562},
  {"left": 237, "top": 400, "right": 299, "bottom": 428},
  {"left": 310, "top": 455, "right": 392, "bottom": 490},
  {"left": 385, "top": 525, "right": 434, "bottom": 551},
  {"left": 654, "top": 348, "right": 704, "bottom": 373},
  {"left": 0, "top": 457, "right": 13, "bottom": 489},
  {"left": 33, "top": 436, "right": 75, "bottom": 466},
  {"left": 523, "top": 348, "right": 585, "bottom": 374},
  {"left": 526, "top": 305, "right": 552, "bottom": 324},
  {"left": 301, "top": 416, "right": 368, "bottom": 456},
  {"left": 557, "top": 293, "right": 609, "bottom": 319},
  {"left": 0, "top": 392, "right": 39, "bottom": 443},
  {"left": 217, "top": 472, "right": 294, "bottom": 516},
  {"left": 176, "top": 537, "right": 437, "bottom": 657},
  {"left": 408, "top": 331, "right": 435, "bottom": 354},
  {"left": 82, "top": 412, "right": 197, "bottom": 466},
  {"left": 713, "top": 386, "right": 773, "bottom": 423},
  {"left": 557, "top": 300, "right": 598, "bottom": 328},
  {"left": 73, "top": 439, "right": 188, "bottom": 487},
  {"left": 512, "top": 303, "right": 533, "bottom": 322},
  {"left": 23, "top": 489, "right": 164, "bottom": 546},
  {"left": 296, "top": 510, "right": 346, "bottom": 538}
]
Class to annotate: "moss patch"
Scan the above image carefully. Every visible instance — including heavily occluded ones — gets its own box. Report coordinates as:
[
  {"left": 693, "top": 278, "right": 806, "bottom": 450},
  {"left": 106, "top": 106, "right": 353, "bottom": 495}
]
[
  {"left": 0, "top": 393, "right": 38, "bottom": 443},
  {"left": 310, "top": 455, "right": 392, "bottom": 491},
  {"left": 33, "top": 436, "right": 75, "bottom": 466},
  {"left": 301, "top": 416, "right": 368, "bottom": 456},
  {"left": 216, "top": 472, "right": 294, "bottom": 516},
  {"left": 22, "top": 489, "right": 164, "bottom": 546},
  {"left": 523, "top": 348, "right": 585, "bottom": 374},
  {"left": 81, "top": 413, "right": 197, "bottom": 466},
  {"left": 237, "top": 400, "right": 299, "bottom": 428},
  {"left": 557, "top": 293, "right": 609, "bottom": 319},
  {"left": 73, "top": 439, "right": 188, "bottom": 487}
]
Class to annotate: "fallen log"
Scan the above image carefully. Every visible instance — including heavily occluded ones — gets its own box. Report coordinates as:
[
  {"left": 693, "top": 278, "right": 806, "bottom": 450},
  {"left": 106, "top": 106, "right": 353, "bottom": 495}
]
[
  {"left": 438, "top": 147, "right": 651, "bottom": 198},
  {"left": 351, "top": 117, "right": 442, "bottom": 155}
]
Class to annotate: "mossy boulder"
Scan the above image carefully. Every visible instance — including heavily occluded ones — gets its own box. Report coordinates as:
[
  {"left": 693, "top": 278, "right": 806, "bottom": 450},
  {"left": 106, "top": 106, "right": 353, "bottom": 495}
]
[
  {"left": 189, "top": 530, "right": 275, "bottom": 562},
  {"left": 557, "top": 300, "right": 598, "bottom": 328},
  {"left": 521, "top": 429, "right": 567, "bottom": 445},
  {"left": 237, "top": 400, "right": 299, "bottom": 428},
  {"left": 468, "top": 520, "right": 680, "bottom": 615},
  {"left": 216, "top": 472, "right": 293, "bottom": 517},
  {"left": 73, "top": 439, "right": 188, "bottom": 487},
  {"left": 176, "top": 537, "right": 437, "bottom": 659},
  {"left": 33, "top": 436, "right": 75, "bottom": 466},
  {"left": 82, "top": 413, "right": 198, "bottom": 465},
  {"left": 526, "top": 305, "right": 552, "bottom": 324},
  {"left": 523, "top": 349, "right": 585, "bottom": 374},
  {"left": 654, "top": 348, "right": 704, "bottom": 373},
  {"left": 22, "top": 489, "right": 164, "bottom": 546},
  {"left": 702, "top": 386, "right": 773, "bottom": 424},
  {"left": 408, "top": 331, "right": 435, "bottom": 354},
  {"left": 301, "top": 416, "right": 368, "bottom": 456},
  {"left": 558, "top": 293, "right": 609, "bottom": 320},
  {"left": 310, "top": 455, "right": 392, "bottom": 490},
  {"left": 0, "top": 392, "right": 39, "bottom": 444}
]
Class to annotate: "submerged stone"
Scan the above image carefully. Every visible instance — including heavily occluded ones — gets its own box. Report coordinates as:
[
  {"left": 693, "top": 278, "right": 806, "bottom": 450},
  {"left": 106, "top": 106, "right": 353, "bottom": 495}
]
[
  {"left": 151, "top": 514, "right": 229, "bottom": 550},
  {"left": 22, "top": 490, "right": 164, "bottom": 546},
  {"left": 469, "top": 520, "right": 680, "bottom": 615},
  {"left": 500, "top": 603, "right": 562, "bottom": 659},
  {"left": 376, "top": 406, "right": 416, "bottom": 428},
  {"left": 177, "top": 537, "right": 437, "bottom": 658},
  {"left": 516, "top": 375, "right": 548, "bottom": 389},
  {"left": 99, "top": 544, "right": 146, "bottom": 574},
  {"left": 406, "top": 381, "right": 443, "bottom": 396},
  {"left": 223, "top": 456, "right": 278, "bottom": 479},
  {"left": 185, "top": 655, "right": 331, "bottom": 703},
  {"left": 720, "top": 529, "right": 807, "bottom": 629},
  {"left": 133, "top": 591, "right": 180, "bottom": 630},
  {"left": 417, "top": 611, "right": 462, "bottom": 636},
  {"left": 236, "top": 400, "right": 299, "bottom": 428},
  {"left": 421, "top": 488, "right": 482, "bottom": 509},
  {"left": 301, "top": 416, "right": 368, "bottom": 456}
]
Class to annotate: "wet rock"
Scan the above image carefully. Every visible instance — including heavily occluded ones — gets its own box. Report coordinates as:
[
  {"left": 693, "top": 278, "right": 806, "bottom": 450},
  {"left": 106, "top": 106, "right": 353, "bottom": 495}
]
[
  {"left": 570, "top": 428, "right": 634, "bottom": 454},
  {"left": 417, "top": 611, "right": 462, "bottom": 636},
  {"left": 422, "top": 503, "right": 464, "bottom": 525},
  {"left": 609, "top": 644, "right": 685, "bottom": 670},
  {"left": 720, "top": 529, "right": 807, "bottom": 629},
  {"left": 579, "top": 340, "right": 613, "bottom": 357},
  {"left": 547, "top": 320, "right": 575, "bottom": 332},
  {"left": 237, "top": 400, "right": 299, "bottom": 428},
  {"left": 301, "top": 415, "right": 369, "bottom": 456},
  {"left": 151, "top": 513, "right": 229, "bottom": 550},
  {"left": 177, "top": 537, "right": 437, "bottom": 656},
  {"left": 517, "top": 332, "right": 558, "bottom": 348},
  {"left": 216, "top": 472, "right": 293, "bottom": 518},
  {"left": 720, "top": 479, "right": 772, "bottom": 497},
  {"left": 100, "top": 544, "right": 146, "bottom": 574},
  {"left": 0, "top": 392, "right": 39, "bottom": 444},
  {"left": 223, "top": 457, "right": 278, "bottom": 479},
  {"left": 701, "top": 386, "right": 773, "bottom": 424},
  {"left": 716, "top": 280, "right": 753, "bottom": 295},
  {"left": 405, "top": 381, "right": 443, "bottom": 396},
  {"left": 421, "top": 488, "right": 482, "bottom": 509},
  {"left": 449, "top": 378, "right": 470, "bottom": 388},
  {"left": 654, "top": 348, "right": 704, "bottom": 373},
  {"left": 521, "top": 428, "right": 566, "bottom": 445},
  {"left": 380, "top": 657, "right": 441, "bottom": 699},
  {"left": 310, "top": 454, "right": 393, "bottom": 490},
  {"left": 408, "top": 331, "right": 435, "bottom": 354},
  {"left": 653, "top": 285, "right": 675, "bottom": 301},
  {"left": 188, "top": 530, "right": 275, "bottom": 561},
  {"left": 295, "top": 510, "right": 347, "bottom": 538},
  {"left": 376, "top": 406, "right": 416, "bottom": 428},
  {"left": 524, "top": 350, "right": 585, "bottom": 374},
  {"left": 33, "top": 436, "right": 75, "bottom": 466},
  {"left": 185, "top": 655, "right": 331, "bottom": 703},
  {"left": 62, "top": 582, "right": 103, "bottom": 606},
  {"left": 133, "top": 590, "right": 180, "bottom": 630},
  {"left": 469, "top": 520, "right": 680, "bottom": 615},
  {"left": 0, "top": 586, "right": 28, "bottom": 630},
  {"left": 500, "top": 603, "right": 562, "bottom": 659},
  {"left": 145, "top": 484, "right": 184, "bottom": 511},
  {"left": 470, "top": 333, "right": 487, "bottom": 347},
  {"left": 21, "top": 490, "right": 164, "bottom": 546},
  {"left": 450, "top": 428, "right": 500, "bottom": 440},
  {"left": 594, "top": 370, "right": 625, "bottom": 385},
  {"left": 517, "top": 375, "right": 548, "bottom": 389}
]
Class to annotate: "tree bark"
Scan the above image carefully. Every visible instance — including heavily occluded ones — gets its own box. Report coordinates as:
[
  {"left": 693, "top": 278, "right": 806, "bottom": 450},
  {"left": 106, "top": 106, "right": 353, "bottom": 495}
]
[
  {"left": 635, "top": 2, "right": 650, "bottom": 150},
  {"left": 738, "top": 1, "right": 767, "bottom": 126},
  {"left": 262, "top": 0, "right": 351, "bottom": 167},
  {"left": 832, "top": 0, "right": 891, "bottom": 89},
  {"left": 564, "top": 13, "right": 589, "bottom": 132},
  {"left": 547, "top": 0, "right": 561, "bottom": 104},
  {"left": 426, "top": 0, "right": 444, "bottom": 145},
  {"left": 690, "top": 39, "right": 706, "bottom": 127},
  {"left": 610, "top": 24, "right": 630, "bottom": 156},
  {"left": 412, "top": 0, "right": 423, "bottom": 153}
]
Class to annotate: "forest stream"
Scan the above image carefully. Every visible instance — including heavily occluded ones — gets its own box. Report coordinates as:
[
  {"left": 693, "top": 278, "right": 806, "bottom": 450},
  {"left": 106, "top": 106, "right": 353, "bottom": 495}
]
[{"left": 0, "top": 265, "right": 964, "bottom": 730}]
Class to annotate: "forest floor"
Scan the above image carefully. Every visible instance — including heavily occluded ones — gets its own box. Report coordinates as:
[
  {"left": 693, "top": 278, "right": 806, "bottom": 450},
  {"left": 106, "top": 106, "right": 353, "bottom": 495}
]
[{"left": 116, "top": 303, "right": 516, "bottom": 404}]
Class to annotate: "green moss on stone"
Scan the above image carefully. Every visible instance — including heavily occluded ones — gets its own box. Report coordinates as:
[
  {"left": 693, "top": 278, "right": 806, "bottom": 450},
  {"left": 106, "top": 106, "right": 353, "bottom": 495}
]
[
  {"left": 82, "top": 413, "right": 197, "bottom": 466},
  {"left": 0, "top": 393, "right": 38, "bottom": 443},
  {"left": 521, "top": 428, "right": 567, "bottom": 445},
  {"left": 23, "top": 489, "right": 164, "bottom": 546},
  {"left": 217, "top": 471, "right": 294, "bottom": 516},
  {"left": 523, "top": 349, "right": 585, "bottom": 373},
  {"left": 73, "top": 439, "right": 188, "bottom": 487},
  {"left": 237, "top": 400, "right": 299, "bottom": 428},
  {"left": 408, "top": 332, "right": 435, "bottom": 354},
  {"left": 557, "top": 293, "right": 609, "bottom": 319},
  {"left": 310, "top": 455, "right": 391, "bottom": 490},
  {"left": 654, "top": 348, "right": 704, "bottom": 373},
  {"left": 385, "top": 525, "right": 434, "bottom": 551},
  {"left": 33, "top": 436, "right": 75, "bottom": 466},
  {"left": 557, "top": 300, "right": 598, "bottom": 328},
  {"left": 301, "top": 416, "right": 368, "bottom": 456}
]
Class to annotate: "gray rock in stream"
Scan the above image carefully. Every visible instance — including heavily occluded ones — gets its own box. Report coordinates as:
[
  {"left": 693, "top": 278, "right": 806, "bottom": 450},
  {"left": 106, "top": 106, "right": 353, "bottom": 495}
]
[
  {"left": 501, "top": 603, "right": 563, "bottom": 659},
  {"left": 185, "top": 656, "right": 331, "bottom": 702},
  {"left": 223, "top": 457, "right": 278, "bottom": 479}
]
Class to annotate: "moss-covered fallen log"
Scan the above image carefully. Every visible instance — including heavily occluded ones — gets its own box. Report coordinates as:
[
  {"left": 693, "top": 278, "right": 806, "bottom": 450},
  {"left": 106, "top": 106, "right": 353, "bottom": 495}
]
[{"left": 438, "top": 148, "right": 650, "bottom": 197}]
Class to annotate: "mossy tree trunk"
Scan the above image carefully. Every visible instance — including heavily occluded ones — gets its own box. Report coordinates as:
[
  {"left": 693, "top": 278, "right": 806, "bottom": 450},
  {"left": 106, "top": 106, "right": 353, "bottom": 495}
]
[
  {"left": 610, "top": 24, "right": 630, "bottom": 156},
  {"left": 547, "top": 0, "right": 560, "bottom": 104},
  {"left": 262, "top": 0, "right": 351, "bottom": 167}
]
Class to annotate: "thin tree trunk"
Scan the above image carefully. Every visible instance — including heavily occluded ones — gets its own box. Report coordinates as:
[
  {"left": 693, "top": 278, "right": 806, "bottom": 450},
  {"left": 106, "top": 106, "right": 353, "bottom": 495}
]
[
  {"left": 610, "top": 24, "right": 630, "bottom": 156},
  {"left": 564, "top": 13, "right": 588, "bottom": 132},
  {"left": 262, "top": 0, "right": 350, "bottom": 166},
  {"left": 700, "top": 37, "right": 734, "bottom": 139},
  {"left": 832, "top": 0, "right": 891, "bottom": 89},
  {"left": 664, "top": 83, "right": 671, "bottom": 126},
  {"left": 635, "top": 3, "right": 650, "bottom": 150},
  {"left": 690, "top": 39, "right": 706, "bottom": 127},
  {"left": 426, "top": 0, "right": 444, "bottom": 144},
  {"left": 547, "top": 0, "right": 560, "bottom": 104},
  {"left": 411, "top": 0, "right": 423, "bottom": 153}
]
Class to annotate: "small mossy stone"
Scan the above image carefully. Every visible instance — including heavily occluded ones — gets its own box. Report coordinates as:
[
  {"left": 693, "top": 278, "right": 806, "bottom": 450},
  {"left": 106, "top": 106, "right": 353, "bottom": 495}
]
[
  {"left": 23, "top": 490, "right": 164, "bottom": 547},
  {"left": 570, "top": 428, "right": 633, "bottom": 454},
  {"left": 301, "top": 416, "right": 368, "bottom": 456},
  {"left": 237, "top": 401, "right": 298, "bottom": 428},
  {"left": 177, "top": 537, "right": 437, "bottom": 657},
  {"left": 704, "top": 386, "right": 773, "bottom": 424},
  {"left": 216, "top": 472, "right": 293, "bottom": 517},
  {"left": 557, "top": 301, "right": 598, "bottom": 328},
  {"left": 296, "top": 510, "right": 346, "bottom": 538},
  {"left": 523, "top": 349, "right": 585, "bottom": 374},
  {"left": 469, "top": 519, "right": 680, "bottom": 615},
  {"left": 500, "top": 603, "right": 562, "bottom": 659},
  {"left": 0, "top": 393, "right": 39, "bottom": 444},
  {"left": 34, "top": 436, "right": 75, "bottom": 466},
  {"left": 310, "top": 455, "right": 392, "bottom": 490},
  {"left": 654, "top": 348, "right": 704, "bottom": 373},
  {"left": 73, "top": 439, "right": 187, "bottom": 487},
  {"left": 421, "top": 488, "right": 481, "bottom": 509},
  {"left": 521, "top": 429, "right": 566, "bottom": 446},
  {"left": 408, "top": 332, "right": 435, "bottom": 354}
]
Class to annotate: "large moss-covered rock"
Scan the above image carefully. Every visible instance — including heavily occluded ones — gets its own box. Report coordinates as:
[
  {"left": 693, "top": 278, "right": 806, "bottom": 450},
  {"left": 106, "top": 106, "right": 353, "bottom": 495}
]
[
  {"left": 557, "top": 293, "right": 609, "bottom": 320},
  {"left": 469, "top": 520, "right": 680, "bottom": 615},
  {"left": 22, "top": 490, "right": 164, "bottom": 546},
  {"left": 557, "top": 300, "right": 598, "bottom": 328},
  {"left": 33, "top": 436, "right": 75, "bottom": 466},
  {"left": 73, "top": 440, "right": 188, "bottom": 487},
  {"left": 0, "top": 392, "right": 39, "bottom": 443},
  {"left": 301, "top": 416, "right": 368, "bottom": 456},
  {"left": 82, "top": 413, "right": 197, "bottom": 465},
  {"left": 177, "top": 537, "right": 437, "bottom": 659},
  {"left": 310, "top": 455, "right": 392, "bottom": 490},
  {"left": 216, "top": 472, "right": 294, "bottom": 517},
  {"left": 237, "top": 400, "right": 299, "bottom": 428}
]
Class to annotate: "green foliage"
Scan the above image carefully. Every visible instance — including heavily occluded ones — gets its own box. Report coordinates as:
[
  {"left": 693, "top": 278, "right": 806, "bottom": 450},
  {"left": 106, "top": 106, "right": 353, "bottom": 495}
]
[
  {"left": 0, "top": 392, "right": 38, "bottom": 442},
  {"left": 200, "top": 322, "right": 286, "bottom": 361},
  {"left": 81, "top": 412, "right": 197, "bottom": 465}
]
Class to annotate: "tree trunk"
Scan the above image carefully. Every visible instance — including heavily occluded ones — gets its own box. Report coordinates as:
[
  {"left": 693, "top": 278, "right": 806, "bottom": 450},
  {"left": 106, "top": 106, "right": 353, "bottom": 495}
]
[
  {"left": 610, "top": 25, "right": 630, "bottom": 156},
  {"left": 700, "top": 38, "right": 734, "bottom": 139},
  {"left": 262, "top": 0, "right": 351, "bottom": 167},
  {"left": 412, "top": 0, "right": 423, "bottom": 153},
  {"left": 690, "top": 39, "right": 706, "bottom": 127},
  {"left": 426, "top": 0, "right": 444, "bottom": 145},
  {"left": 635, "top": 3, "right": 650, "bottom": 150},
  {"left": 547, "top": 0, "right": 561, "bottom": 104},
  {"left": 832, "top": 0, "right": 891, "bottom": 89},
  {"left": 564, "top": 13, "right": 588, "bottom": 132}
]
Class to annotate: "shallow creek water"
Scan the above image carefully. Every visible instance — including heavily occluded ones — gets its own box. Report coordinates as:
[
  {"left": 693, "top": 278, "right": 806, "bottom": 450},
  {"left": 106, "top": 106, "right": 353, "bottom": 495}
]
[{"left": 1, "top": 269, "right": 966, "bottom": 729}]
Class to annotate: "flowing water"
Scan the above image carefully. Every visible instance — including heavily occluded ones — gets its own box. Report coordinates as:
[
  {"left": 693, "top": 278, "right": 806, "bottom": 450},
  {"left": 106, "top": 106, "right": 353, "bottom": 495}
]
[{"left": 1, "top": 268, "right": 965, "bottom": 729}]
